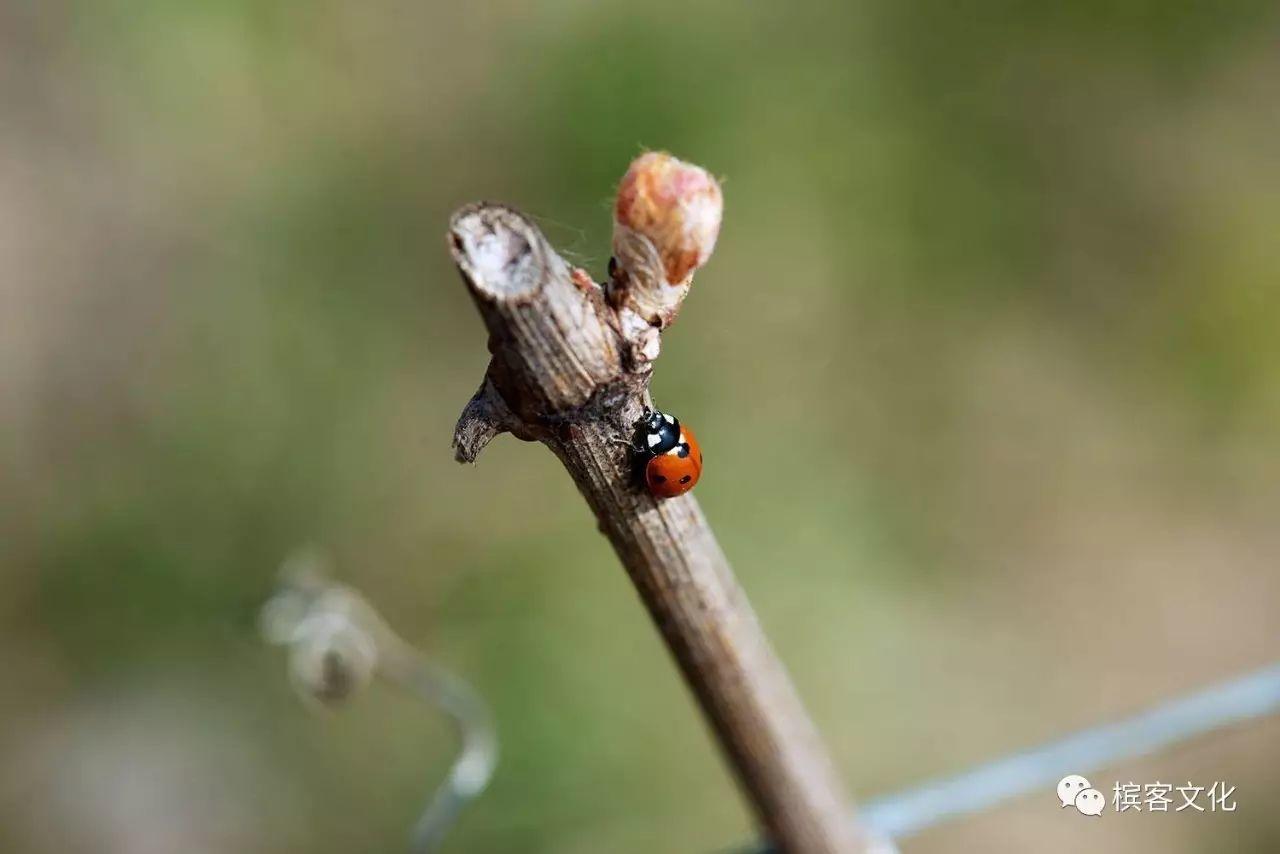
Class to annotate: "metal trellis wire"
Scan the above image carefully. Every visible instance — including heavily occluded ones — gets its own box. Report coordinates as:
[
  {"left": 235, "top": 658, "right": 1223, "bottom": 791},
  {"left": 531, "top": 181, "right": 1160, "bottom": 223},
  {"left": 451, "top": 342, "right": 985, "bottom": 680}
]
[{"left": 746, "top": 661, "right": 1280, "bottom": 853}]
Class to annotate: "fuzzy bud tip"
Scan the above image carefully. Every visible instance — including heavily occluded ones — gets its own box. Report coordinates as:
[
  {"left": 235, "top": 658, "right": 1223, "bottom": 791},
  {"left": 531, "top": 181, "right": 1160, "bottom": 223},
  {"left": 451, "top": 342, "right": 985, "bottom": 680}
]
[{"left": 614, "top": 151, "right": 722, "bottom": 285}]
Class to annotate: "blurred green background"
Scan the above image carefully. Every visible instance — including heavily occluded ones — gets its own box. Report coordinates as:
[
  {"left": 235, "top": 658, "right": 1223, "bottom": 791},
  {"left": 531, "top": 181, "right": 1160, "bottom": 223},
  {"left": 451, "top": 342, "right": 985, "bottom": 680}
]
[{"left": 2, "top": 2, "right": 1278, "bottom": 852}]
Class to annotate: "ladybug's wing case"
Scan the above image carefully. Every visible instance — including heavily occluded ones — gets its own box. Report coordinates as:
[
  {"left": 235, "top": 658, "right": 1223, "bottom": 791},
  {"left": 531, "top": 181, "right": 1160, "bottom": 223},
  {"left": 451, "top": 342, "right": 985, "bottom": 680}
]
[{"left": 644, "top": 427, "right": 703, "bottom": 498}]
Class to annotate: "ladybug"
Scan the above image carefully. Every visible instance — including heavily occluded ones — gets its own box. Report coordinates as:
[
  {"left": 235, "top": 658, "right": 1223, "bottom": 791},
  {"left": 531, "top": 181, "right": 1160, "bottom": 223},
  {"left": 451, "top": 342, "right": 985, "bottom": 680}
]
[{"left": 632, "top": 407, "right": 703, "bottom": 499}]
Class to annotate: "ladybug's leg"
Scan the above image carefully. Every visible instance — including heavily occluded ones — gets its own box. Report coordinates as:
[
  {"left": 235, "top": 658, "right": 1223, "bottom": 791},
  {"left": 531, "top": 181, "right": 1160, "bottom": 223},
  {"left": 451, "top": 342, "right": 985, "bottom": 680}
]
[{"left": 607, "top": 433, "right": 645, "bottom": 454}]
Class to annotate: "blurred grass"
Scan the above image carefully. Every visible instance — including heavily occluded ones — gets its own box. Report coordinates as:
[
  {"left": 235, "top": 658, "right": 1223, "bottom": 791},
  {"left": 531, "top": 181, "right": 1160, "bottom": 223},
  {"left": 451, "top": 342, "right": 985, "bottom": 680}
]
[{"left": 2, "top": 1, "right": 1279, "bottom": 852}]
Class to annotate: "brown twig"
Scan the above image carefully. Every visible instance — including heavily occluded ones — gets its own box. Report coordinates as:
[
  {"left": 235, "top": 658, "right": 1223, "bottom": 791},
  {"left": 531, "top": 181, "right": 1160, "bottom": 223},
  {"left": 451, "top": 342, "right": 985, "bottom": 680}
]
[{"left": 448, "top": 154, "right": 867, "bottom": 853}]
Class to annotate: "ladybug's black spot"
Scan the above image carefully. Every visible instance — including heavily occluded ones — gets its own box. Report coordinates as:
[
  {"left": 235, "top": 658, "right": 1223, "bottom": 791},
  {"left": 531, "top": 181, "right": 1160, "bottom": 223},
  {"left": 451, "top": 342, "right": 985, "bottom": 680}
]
[
  {"left": 676, "top": 443, "right": 690, "bottom": 458},
  {"left": 679, "top": 475, "right": 692, "bottom": 484},
  {"left": 652, "top": 475, "right": 667, "bottom": 484}
]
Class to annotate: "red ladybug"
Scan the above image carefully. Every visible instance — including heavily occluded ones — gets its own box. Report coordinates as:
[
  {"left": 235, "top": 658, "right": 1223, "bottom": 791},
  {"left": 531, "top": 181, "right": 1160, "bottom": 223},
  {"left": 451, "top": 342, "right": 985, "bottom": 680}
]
[{"left": 632, "top": 408, "right": 703, "bottom": 498}]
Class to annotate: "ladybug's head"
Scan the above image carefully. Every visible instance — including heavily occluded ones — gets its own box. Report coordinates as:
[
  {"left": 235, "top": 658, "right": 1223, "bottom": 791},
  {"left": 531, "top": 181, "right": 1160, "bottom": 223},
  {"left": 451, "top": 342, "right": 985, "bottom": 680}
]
[
  {"left": 641, "top": 408, "right": 666, "bottom": 432},
  {"left": 634, "top": 408, "right": 681, "bottom": 456}
]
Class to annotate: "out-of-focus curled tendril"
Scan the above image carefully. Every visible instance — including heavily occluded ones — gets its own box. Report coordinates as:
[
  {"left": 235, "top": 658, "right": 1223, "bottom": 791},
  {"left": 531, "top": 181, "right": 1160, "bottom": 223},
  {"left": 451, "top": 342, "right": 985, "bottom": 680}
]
[{"left": 261, "top": 548, "right": 498, "bottom": 853}]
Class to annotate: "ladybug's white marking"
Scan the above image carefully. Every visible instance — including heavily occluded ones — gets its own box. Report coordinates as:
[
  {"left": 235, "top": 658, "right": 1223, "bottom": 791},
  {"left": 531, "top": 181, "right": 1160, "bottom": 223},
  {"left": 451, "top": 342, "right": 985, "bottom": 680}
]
[
  {"left": 664, "top": 414, "right": 675, "bottom": 424},
  {"left": 646, "top": 433, "right": 662, "bottom": 448}
]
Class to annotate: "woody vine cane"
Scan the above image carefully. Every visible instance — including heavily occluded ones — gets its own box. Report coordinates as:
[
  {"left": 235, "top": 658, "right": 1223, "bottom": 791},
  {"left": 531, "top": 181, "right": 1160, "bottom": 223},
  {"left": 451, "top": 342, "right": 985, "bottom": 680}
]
[{"left": 450, "top": 152, "right": 870, "bottom": 853}]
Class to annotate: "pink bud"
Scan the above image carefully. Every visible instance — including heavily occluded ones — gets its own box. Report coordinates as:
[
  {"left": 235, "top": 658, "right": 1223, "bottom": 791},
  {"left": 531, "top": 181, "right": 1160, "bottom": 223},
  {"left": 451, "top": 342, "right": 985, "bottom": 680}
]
[{"left": 614, "top": 152, "right": 722, "bottom": 286}]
